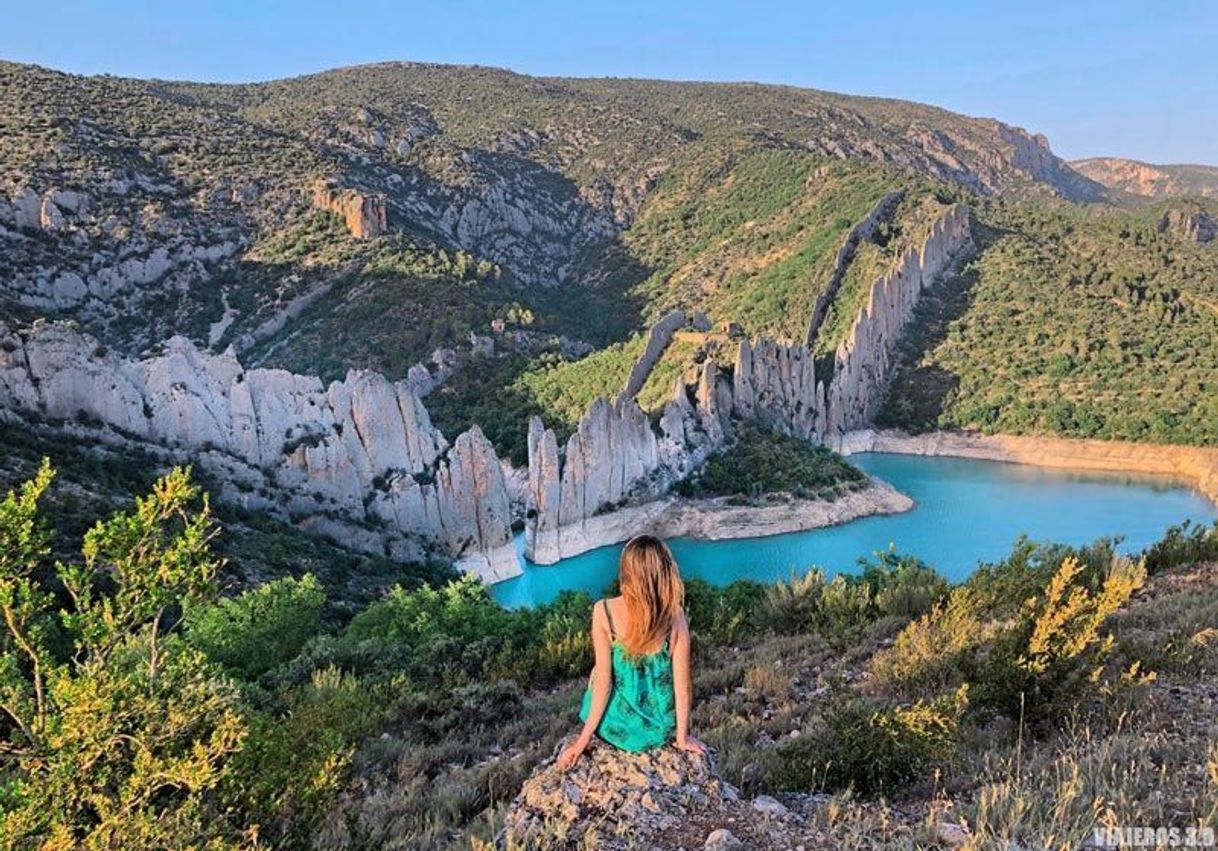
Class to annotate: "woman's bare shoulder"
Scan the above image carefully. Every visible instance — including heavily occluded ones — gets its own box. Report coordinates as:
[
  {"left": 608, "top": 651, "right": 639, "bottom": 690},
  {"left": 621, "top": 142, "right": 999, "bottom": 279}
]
[
  {"left": 602, "top": 595, "right": 625, "bottom": 617},
  {"left": 672, "top": 606, "right": 690, "bottom": 634}
]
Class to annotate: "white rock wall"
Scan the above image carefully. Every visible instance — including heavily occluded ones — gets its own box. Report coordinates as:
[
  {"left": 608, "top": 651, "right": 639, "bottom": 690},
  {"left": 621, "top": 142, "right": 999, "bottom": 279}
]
[
  {"left": 824, "top": 204, "right": 971, "bottom": 436},
  {"left": 0, "top": 320, "right": 517, "bottom": 580}
]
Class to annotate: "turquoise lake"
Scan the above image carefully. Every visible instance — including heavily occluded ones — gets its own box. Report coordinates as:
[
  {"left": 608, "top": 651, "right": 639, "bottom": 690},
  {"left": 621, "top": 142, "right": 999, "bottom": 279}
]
[{"left": 490, "top": 453, "right": 1217, "bottom": 608}]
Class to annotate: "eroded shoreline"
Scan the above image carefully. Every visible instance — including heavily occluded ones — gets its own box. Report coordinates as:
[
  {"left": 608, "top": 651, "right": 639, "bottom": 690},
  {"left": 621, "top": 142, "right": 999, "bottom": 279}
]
[
  {"left": 518, "top": 478, "right": 913, "bottom": 570},
  {"left": 837, "top": 428, "right": 1218, "bottom": 505}
]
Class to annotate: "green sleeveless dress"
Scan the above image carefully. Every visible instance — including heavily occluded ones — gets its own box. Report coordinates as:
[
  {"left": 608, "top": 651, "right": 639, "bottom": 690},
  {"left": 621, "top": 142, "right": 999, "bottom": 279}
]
[{"left": 579, "top": 599, "right": 677, "bottom": 752}]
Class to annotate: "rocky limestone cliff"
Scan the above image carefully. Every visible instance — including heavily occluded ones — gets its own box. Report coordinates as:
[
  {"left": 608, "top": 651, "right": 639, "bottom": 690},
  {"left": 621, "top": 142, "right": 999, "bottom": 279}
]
[
  {"left": 1, "top": 181, "right": 241, "bottom": 315},
  {"left": 312, "top": 183, "right": 389, "bottom": 238},
  {"left": 986, "top": 122, "right": 1104, "bottom": 202},
  {"left": 1071, "top": 157, "right": 1218, "bottom": 200},
  {"left": 1158, "top": 207, "right": 1217, "bottom": 244},
  {"left": 825, "top": 203, "right": 972, "bottom": 437},
  {"left": 0, "top": 320, "right": 517, "bottom": 580},
  {"left": 617, "top": 309, "right": 688, "bottom": 404},
  {"left": 732, "top": 337, "right": 821, "bottom": 441},
  {"left": 526, "top": 397, "right": 663, "bottom": 564},
  {"left": 395, "top": 150, "right": 620, "bottom": 289},
  {"left": 805, "top": 190, "right": 905, "bottom": 345},
  {"left": 524, "top": 204, "right": 971, "bottom": 565},
  {"left": 525, "top": 335, "right": 818, "bottom": 563}
]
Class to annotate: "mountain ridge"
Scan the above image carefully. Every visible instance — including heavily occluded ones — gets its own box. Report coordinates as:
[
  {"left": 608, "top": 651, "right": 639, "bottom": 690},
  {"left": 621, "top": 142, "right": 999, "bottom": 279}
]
[{"left": 1072, "top": 156, "right": 1218, "bottom": 199}]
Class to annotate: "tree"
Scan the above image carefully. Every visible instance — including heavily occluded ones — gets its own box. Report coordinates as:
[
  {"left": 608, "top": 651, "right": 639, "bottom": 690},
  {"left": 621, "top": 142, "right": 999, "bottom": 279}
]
[
  {"left": 0, "top": 462, "right": 254, "bottom": 850},
  {"left": 186, "top": 574, "right": 325, "bottom": 680}
]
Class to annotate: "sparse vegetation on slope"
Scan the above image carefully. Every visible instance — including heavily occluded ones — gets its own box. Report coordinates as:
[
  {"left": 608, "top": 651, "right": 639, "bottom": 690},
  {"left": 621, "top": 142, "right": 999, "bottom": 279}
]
[
  {"left": 881, "top": 197, "right": 1218, "bottom": 445},
  {"left": 676, "top": 424, "right": 867, "bottom": 501},
  {"left": 1072, "top": 157, "right": 1218, "bottom": 200},
  {"left": 8, "top": 59, "right": 1207, "bottom": 458}
]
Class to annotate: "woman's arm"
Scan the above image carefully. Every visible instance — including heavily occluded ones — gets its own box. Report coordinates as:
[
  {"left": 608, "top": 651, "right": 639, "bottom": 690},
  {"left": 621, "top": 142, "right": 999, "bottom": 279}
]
[
  {"left": 671, "top": 608, "right": 707, "bottom": 754},
  {"left": 557, "top": 602, "right": 613, "bottom": 769}
]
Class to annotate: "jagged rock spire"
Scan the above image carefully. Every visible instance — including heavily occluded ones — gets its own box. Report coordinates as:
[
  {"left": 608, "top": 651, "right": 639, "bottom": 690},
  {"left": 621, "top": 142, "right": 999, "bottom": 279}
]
[{"left": 0, "top": 320, "right": 517, "bottom": 579}]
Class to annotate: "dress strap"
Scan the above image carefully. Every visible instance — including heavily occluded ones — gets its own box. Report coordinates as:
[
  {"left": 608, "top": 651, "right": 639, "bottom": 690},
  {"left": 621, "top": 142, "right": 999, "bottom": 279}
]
[{"left": 602, "top": 599, "right": 617, "bottom": 641}]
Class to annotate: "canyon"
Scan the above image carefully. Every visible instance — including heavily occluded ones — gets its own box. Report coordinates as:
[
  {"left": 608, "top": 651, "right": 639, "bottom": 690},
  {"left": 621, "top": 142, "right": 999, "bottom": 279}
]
[
  {"left": 3, "top": 59, "right": 1215, "bottom": 588},
  {"left": 0, "top": 201, "right": 974, "bottom": 579},
  {"left": 524, "top": 203, "right": 973, "bottom": 564}
]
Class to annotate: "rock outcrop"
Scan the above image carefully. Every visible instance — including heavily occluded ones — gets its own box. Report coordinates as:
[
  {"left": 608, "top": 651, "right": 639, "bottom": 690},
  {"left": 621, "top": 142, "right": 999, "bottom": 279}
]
[
  {"left": 525, "top": 336, "right": 818, "bottom": 563},
  {"left": 618, "top": 309, "right": 688, "bottom": 404},
  {"left": 503, "top": 738, "right": 739, "bottom": 850},
  {"left": 1158, "top": 208, "right": 1217, "bottom": 244},
  {"left": 1071, "top": 157, "right": 1218, "bottom": 200},
  {"left": 824, "top": 203, "right": 971, "bottom": 437},
  {"left": 526, "top": 397, "right": 662, "bottom": 564},
  {"left": 731, "top": 337, "right": 820, "bottom": 440},
  {"left": 312, "top": 183, "right": 389, "bottom": 238},
  {"left": 0, "top": 320, "right": 517, "bottom": 580},
  {"left": 805, "top": 190, "right": 905, "bottom": 344},
  {"left": 521, "top": 477, "right": 911, "bottom": 565}
]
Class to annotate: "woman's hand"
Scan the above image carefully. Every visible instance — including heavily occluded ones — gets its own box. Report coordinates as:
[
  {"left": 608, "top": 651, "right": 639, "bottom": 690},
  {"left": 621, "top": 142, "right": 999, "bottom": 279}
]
[
  {"left": 674, "top": 734, "right": 708, "bottom": 755},
  {"left": 556, "top": 736, "right": 590, "bottom": 770}
]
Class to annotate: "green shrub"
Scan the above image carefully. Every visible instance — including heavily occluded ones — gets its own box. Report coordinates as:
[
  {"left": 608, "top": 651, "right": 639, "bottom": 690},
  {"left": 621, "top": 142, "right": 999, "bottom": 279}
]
[
  {"left": 763, "top": 554, "right": 948, "bottom": 643},
  {"left": 871, "top": 586, "right": 989, "bottom": 695},
  {"left": 815, "top": 574, "right": 875, "bottom": 644},
  {"left": 186, "top": 574, "right": 326, "bottom": 680},
  {"left": 684, "top": 578, "right": 767, "bottom": 645},
  {"left": 337, "top": 574, "right": 526, "bottom": 683},
  {"left": 861, "top": 549, "right": 949, "bottom": 619},
  {"left": 764, "top": 568, "right": 828, "bottom": 632},
  {"left": 963, "top": 535, "right": 1120, "bottom": 620},
  {"left": 224, "top": 666, "right": 383, "bottom": 846},
  {"left": 510, "top": 591, "right": 595, "bottom": 684},
  {"left": 1142, "top": 520, "right": 1218, "bottom": 575},
  {"left": 680, "top": 425, "right": 866, "bottom": 499},
  {"left": 400, "top": 679, "right": 527, "bottom": 742},
  {"left": 0, "top": 463, "right": 252, "bottom": 848},
  {"left": 775, "top": 685, "right": 969, "bottom": 797},
  {"left": 971, "top": 556, "right": 1149, "bottom": 726}
]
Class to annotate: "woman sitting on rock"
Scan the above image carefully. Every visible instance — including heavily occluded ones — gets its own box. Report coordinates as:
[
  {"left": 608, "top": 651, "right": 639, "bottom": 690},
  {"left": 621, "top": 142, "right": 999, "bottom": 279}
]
[{"left": 557, "top": 535, "right": 707, "bottom": 769}]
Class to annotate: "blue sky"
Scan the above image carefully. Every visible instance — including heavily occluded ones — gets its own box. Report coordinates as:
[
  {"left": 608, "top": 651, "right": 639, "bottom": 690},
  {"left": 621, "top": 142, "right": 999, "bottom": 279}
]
[{"left": 3, "top": 1, "right": 1215, "bottom": 163}]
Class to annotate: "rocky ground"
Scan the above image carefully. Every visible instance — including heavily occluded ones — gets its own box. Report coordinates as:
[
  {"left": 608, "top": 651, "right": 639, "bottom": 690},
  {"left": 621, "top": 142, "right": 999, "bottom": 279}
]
[
  {"left": 488, "top": 560, "right": 1218, "bottom": 851},
  {"left": 499, "top": 737, "right": 952, "bottom": 851}
]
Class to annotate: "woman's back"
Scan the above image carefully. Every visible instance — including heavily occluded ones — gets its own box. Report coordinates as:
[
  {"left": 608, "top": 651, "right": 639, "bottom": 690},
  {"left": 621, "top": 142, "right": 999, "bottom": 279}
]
[
  {"left": 559, "top": 535, "right": 706, "bottom": 769},
  {"left": 579, "top": 597, "right": 676, "bottom": 752}
]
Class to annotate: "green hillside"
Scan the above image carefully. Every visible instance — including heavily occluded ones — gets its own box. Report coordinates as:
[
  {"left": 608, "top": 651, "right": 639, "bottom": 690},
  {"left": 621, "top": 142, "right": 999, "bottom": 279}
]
[{"left": 881, "top": 197, "right": 1218, "bottom": 445}]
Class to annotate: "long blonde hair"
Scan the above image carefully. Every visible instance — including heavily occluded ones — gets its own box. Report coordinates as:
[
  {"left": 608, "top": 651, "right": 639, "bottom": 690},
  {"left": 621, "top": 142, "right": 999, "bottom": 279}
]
[{"left": 618, "top": 535, "right": 684, "bottom": 655}]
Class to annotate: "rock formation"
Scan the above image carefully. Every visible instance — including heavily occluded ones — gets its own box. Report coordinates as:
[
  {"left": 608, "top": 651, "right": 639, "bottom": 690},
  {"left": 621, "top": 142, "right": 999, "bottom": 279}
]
[
  {"left": 824, "top": 203, "right": 971, "bottom": 437},
  {"left": 525, "top": 203, "right": 971, "bottom": 564},
  {"left": 503, "top": 738, "right": 739, "bottom": 850},
  {"left": 526, "top": 397, "right": 663, "bottom": 563},
  {"left": 731, "top": 337, "right": 820, "bottom": 440},
  {"left": 617, "top": 309, "right": 688, "bottom": 404},
  {"left": 525, "top": 337, "right": 814, "bottom": 563},
  {"left": 1071, "top": 157, "right": 1218, "bottom": 200},
  {"left": 1158, "top": 208, "right": 1217, "bottom": 244},
  {"left": 805, "top": 190, "right": 905, "bottom": 344},
  {"left": 312, "top": 183, "right": 389, "bottom": 239},
  {"left": 0, "top": 320, "right": 517, "bottom": 580}
]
